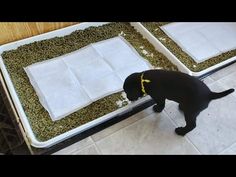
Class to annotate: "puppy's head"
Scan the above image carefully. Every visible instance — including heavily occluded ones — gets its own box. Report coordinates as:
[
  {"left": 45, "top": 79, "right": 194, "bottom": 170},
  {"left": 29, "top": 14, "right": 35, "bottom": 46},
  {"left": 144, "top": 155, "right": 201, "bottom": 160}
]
[{"left": 123, "top": 72, "right": 143, "bottom": 101}]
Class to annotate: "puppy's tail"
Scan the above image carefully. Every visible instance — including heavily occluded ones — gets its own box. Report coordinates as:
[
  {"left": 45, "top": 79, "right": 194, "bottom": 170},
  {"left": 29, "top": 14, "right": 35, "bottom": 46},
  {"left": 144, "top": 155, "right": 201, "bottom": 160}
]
[{"left": 210, "top": 89, "right": 235, "bottom": 100}]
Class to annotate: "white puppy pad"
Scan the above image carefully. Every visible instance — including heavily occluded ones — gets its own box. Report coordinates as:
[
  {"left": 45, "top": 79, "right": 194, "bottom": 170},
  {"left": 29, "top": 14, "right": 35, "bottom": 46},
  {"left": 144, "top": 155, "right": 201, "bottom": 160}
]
[
  {"left": 161, "top": 22, "right": 236, "bottom": 63},
  {"left": 25, "top": 36, "right": 152, "bottom": 121}
]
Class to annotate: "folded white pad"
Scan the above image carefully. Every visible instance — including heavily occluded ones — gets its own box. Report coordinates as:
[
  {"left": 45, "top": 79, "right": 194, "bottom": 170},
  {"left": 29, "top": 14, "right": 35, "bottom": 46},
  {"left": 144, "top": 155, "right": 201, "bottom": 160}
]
[
  {"left": 161, "top": 23, "right": 236, "bottom": 63},
  {"left": 25, "top": 36, "right": 152, "bottom": 121}
]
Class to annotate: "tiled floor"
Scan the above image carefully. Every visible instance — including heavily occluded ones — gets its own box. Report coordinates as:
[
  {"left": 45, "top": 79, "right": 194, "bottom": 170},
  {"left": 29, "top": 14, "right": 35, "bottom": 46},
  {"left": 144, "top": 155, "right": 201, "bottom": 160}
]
[{"left": 54, "top": 63, "right": 236, "bottom": 155}]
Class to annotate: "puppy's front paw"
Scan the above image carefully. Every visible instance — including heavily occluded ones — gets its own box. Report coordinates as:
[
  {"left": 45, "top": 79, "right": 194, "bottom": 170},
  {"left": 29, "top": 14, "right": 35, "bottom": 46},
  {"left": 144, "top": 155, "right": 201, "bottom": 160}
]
[
  {"left": 175, "top": 127, "right": 187, "bottom": 136},
  {"left": 152, "top": 105, "right": 164, "bottom": 113}
]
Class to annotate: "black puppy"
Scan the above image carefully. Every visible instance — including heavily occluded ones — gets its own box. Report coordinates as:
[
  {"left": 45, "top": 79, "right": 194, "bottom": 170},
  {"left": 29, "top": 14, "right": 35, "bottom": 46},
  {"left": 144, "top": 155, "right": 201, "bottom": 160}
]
[{"left": 123, "top": 69, "right": 234, "bottom": 136}]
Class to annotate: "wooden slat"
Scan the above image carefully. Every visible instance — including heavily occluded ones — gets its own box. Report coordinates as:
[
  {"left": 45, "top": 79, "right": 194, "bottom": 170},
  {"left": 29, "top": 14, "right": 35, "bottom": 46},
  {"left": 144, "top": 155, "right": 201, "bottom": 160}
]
[{"left": 0, "top": 22, "right": 78, "bottom": 45}]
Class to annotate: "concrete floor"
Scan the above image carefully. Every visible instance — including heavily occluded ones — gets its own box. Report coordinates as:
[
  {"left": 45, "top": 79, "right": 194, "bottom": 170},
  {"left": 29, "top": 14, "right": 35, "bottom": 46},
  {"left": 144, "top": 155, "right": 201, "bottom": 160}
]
[{"left": 54, "top": 63, "right": 236, "bottom": 155}]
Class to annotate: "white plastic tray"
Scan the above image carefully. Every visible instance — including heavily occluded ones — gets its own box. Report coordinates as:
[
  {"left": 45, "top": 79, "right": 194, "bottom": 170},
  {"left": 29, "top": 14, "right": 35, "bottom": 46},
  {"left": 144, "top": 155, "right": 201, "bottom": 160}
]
[
  {"left": 135, "top": 22, "right": 236, "bottom": 77},
  {"left": 0, "top": 22, "right": 203, "bottom": 148},
  {"left": 0, "top": 22, "right": 155, "bottom": 148}
]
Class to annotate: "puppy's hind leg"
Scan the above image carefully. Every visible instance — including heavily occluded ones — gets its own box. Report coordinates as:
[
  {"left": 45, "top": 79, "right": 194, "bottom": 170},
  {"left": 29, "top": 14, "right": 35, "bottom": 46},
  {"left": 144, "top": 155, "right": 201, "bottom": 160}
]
[
  {"left": 152, "top": 97, "right": 166, "bottom": 113},
  {"left": 175, "top": 110, "right": 200, "bottom": 136}
]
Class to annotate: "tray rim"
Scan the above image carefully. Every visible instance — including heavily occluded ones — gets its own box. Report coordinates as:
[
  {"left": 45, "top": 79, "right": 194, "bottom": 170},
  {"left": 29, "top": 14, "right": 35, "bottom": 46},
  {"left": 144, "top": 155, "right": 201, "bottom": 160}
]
[
  {"left": 1, "top": 22, "right": 220, "bottom": 148},
  {"left": 0, "top": 22, "right": 155, "bottom": 148},
  {"left": 136, "top": 22, "right": 236, "bottom": 77}
]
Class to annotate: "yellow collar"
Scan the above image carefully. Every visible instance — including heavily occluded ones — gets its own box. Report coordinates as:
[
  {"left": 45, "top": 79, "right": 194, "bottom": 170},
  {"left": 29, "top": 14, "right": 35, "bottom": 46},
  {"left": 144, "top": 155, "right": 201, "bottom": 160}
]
[{"left": 141, "top": 73, "right": 151, "bottom": 95}]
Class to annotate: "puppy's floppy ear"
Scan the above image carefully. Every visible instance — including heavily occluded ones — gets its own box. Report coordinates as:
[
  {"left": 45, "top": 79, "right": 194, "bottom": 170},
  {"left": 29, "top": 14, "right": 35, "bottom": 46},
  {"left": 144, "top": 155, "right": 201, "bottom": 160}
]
[
  {"left": 124, "top": 72, "right": 140, "bottom": 86},
  {"left": 126, "top": 72, "right": 141, "bottom": 81},
  {"left": 123, "top": 72, "right": 143, "bottom": 101},
  {"left": 123, "top": 72, "right": 142, "bottom": 91}
]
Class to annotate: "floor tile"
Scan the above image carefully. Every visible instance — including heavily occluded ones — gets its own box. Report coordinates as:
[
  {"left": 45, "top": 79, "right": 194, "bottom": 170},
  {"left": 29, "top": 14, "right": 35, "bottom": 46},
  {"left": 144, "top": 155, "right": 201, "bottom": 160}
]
[
  {"left": 219, "top": 143, "right": 236, "bottom": 154},
  {"left": 96, "top": 112, "right": 200, "bottom": 154},
  {"left": 72, "top": 144, "right": 100, "bottom": 155},
  {"left": 201, "top": 76, "right": 215, "bottom": 85},
  {"left": 53, "top": 136, "right": 93, "bottom": 155},
  {"left": 217, "top": 71, "right": 236, "bottom": 97},
  {"left": 91, "top": 106, "right": 154, "bottom": 142},
  {"left": 209, "top": 62, "right": 236, "bottom": 81},
  {"left": 165, "top": 82, "right": 236, "bottom": 154}
]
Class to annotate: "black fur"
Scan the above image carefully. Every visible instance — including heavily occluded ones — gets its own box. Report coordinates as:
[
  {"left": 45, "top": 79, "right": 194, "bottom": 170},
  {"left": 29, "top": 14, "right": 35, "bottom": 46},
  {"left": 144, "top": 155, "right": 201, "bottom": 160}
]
[{"left": 123, "top": 69, "right": 235, "bottom": 136}]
